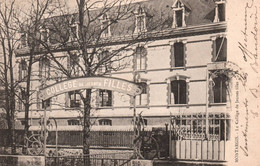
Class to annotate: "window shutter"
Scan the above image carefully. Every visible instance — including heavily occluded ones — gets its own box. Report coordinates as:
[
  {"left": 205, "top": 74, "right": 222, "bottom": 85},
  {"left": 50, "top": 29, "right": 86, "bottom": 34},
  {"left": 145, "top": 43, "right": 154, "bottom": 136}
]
[
  {"left": 67, "top": 54, "right": 71, "bottom": 72},
  {"left": 96, "top": 90, "right": 101, "bottom": 108},
  {"left": 39, "top": 58, "right": 42, "bottom": 78},
  {"left": 147, "top": 82, "right": 150, "bottom": 107},
  {"left": 183, "top": 41, "right": 187, "bottom": 69},
  {"left": 65, "top": 92, "right": 70, "bottom": 108},
  {"left": 37, "top": 91, "right": 40, "bottom": 109},
  {"left": 132, "top": 49, "right": 137, "bottom": 71},
  {"left": 143, "top": 48, "right": 148, "bottom": 71},
  {"left": 111, "top": 91, "right": 114, "bottom": 107},
  {"left": 18, "top": 62, "right": 22, "bottom": 80},
  {"left": 186, "top": 79, "right": 190, "bottom": 106},
  {"left": 136, "top": 95, "right": 140, "bottom": 105},
  {"left": 142, "top": 94, "right": 147, "bottom": 105},
  {"left": 211, "top": 37, "right": 216, "bottom": 62},
  {"left": 167, "top": 80, "right": 171, "bottom": 105},
  {"left": 170, "top": 44, "right": 175, "bottom": 68},
  {"left": 130, "top": 96, "right": 135, "bottom": 107},
  {"left": 208, "top": 79, "right": 214, "bottom": 103}
]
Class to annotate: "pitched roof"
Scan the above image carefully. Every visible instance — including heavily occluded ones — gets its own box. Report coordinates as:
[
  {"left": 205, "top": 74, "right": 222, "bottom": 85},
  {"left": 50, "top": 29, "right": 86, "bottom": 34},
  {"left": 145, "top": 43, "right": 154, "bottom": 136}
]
[
  {"left": 16, "top": 0, "right": 223, "bottom": 56},
  {"left": 109, "top": 0, "right": 217, "bottom": 36}
]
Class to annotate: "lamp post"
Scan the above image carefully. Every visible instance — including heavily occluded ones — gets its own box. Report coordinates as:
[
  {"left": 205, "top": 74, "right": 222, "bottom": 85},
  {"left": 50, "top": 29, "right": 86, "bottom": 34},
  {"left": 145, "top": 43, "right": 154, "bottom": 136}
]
[
  {"left": 43, "top": 102, "right": 47, "bottom": 157},
  {"left": 133, "top": 72, "right": 140, "bottom": 158}
]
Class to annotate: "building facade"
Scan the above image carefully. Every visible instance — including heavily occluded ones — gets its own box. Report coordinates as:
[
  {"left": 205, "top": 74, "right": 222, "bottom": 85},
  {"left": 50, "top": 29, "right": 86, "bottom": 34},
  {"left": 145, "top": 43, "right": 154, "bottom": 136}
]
[{"left": 15, "top": 0, "right": 229, "bottom": 143}]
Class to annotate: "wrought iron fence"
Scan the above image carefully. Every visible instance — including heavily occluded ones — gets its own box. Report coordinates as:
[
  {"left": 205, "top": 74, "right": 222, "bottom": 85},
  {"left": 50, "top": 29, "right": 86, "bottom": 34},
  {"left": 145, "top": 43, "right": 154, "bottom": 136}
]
[
  {"left": 169, "top": 113, "right": 230, "bottom": 161},
  {"left": 46, "top": 152, "right": 133, "bottom": 166},
  {"left": 0, "top": 129, "right": 135, "bottom": 148}
]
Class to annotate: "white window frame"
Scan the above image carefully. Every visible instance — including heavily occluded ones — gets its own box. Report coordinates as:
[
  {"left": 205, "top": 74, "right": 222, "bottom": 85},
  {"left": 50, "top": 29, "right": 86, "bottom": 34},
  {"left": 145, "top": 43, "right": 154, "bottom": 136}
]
[
  {"left": 100, "top": 14, "right": 111, "bottom": 38},
  {"left": 134, "top": 6, "right": 147, "bottom": 34},
  {"left": 214, "top": 0, "right": 226, "bottom": 23}
]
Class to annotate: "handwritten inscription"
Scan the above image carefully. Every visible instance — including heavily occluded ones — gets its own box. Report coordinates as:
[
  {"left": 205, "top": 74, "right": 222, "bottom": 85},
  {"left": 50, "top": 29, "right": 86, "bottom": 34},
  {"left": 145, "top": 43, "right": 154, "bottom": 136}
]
[
  {"left": 240, "top": 99, "right": 249, "bottom": 157},
  {"left": 235, "top": 0, "right": 259, "bottom": 162},
  {"left": 238, "top": 0, "right": 258, "bottom": 73}
]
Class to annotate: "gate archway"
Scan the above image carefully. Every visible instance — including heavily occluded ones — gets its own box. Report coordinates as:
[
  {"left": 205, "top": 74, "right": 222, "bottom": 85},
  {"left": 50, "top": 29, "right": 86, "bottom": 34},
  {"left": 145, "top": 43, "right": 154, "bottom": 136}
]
[{"left": 38, "top": 76, "right": 142, "bottom": 157}]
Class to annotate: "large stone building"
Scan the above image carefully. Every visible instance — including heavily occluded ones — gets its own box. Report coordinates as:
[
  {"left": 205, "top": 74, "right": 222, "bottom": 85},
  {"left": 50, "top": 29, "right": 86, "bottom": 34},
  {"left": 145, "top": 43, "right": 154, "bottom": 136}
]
[{"left": 15, "top": 0, "right": 229, "bottom": 143}]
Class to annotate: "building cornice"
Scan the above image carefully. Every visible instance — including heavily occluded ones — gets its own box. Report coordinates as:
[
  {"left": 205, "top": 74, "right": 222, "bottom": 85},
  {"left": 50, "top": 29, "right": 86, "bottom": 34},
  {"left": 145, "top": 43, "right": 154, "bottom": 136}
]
[{"left": 15, "top": 22, "right": 226, "bottom": 57}]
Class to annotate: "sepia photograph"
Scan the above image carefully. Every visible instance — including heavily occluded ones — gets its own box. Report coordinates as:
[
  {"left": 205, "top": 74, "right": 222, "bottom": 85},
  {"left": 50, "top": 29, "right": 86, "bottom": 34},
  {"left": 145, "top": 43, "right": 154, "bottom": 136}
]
[{"left": 0, "top": 0, "right": 259, "bottom": 165}]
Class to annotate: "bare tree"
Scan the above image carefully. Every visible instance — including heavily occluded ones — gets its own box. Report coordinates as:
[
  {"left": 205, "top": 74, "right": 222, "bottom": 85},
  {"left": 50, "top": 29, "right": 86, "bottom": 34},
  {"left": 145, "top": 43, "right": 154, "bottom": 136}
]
[
  {"left": 14, "top": 0, "right": 60, "bottom": 154},
  {"left": 0, "top": 0, "right": 19, "bottom": 154},
  {"left": 0, "top": 0, "right": 58, "bottom": 154},
  {"left": 15, "top": 0, "right": 170, "bottom": 163}
]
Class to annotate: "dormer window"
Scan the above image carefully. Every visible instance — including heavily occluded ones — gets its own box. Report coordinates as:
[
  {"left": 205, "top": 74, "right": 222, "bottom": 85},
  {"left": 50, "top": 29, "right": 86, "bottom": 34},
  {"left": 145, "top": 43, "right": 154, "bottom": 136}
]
[
  {"left": 40, "top": 29, "right": 48, "bottom": 43},
  {"left": 134, "top": 6, "right": 147, "bottom": 34},
  {"left": 70, "top": 23, "right": 79, "bottom": 41},
  {"left": 100, "top": 14, "right": 111, "bottom": 38},
  {"left": 214, "top": 0, "right": 226, "bottom": 22},
  {"left": 20, "top": 33, "right": 27, "bottom": 47},
  {"left": 171, "top": 0, "right": 191, "bottom": 28}
]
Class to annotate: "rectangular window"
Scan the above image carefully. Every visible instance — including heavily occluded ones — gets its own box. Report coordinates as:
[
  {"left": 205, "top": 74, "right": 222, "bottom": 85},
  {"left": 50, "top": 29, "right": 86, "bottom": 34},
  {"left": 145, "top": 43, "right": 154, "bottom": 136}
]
[
  {"left": 99, "top": 119, "right": 112, "bottom": 126},
  {"left": 174, "top": 42, "right": 184, "bottom": 67},
  {"left": 136, "top": 82, "right": 148, "bottom": 106},
  {"left": 172, "top": 115, "right": 230, "bottom": 140},
  {"left": 215, "top": 37, "right": 227, "bottom": 62},
  {"left": 218, "top": 3, "right": 225, "bottom": 22},
  {"left": 21, "top": 33, "right": 27, "bottom": 46},
  {"left": 170, "top": 80, "right": 186, "bottom": 104},
  {"left": 41, "top": 30, "right": 48, "bottom": 43},
  {"left": 212, "top": 75, "right": 227, "bottom": 103},
  {"left": 69, "top": 91, "right": 81, "bottom": 107},
  {"left": 68, "top": 119, "right": 80, "bottom": 125},
  {"left": 49, "top": 29, "right": 60, "bottom": 44},
  {"left": 42, "top": 98, "right": 51, "bottom": 108},
  {"left": 137, "top": 16, "right": 145, "bottom": 32},
  {"left": 99, "top": 90, "right": 112, "bottom": 107},
  {"left": 136, "top": 47, "right": 146, "bottom": 71},
  {"left": 21, "top": 59, "right": 27, "bottom": 70},
  {"left": 20, "top": 120, "right": 25, "bottom": 126},
  {"left": 21, "top": 88, "right": 26, "bottom": 100},
  {"left": 102, "top": 21, "right": 109, "bottom": 37},
  {"left": 176, "top": 10, "right": 183, "bottom": 27},
  {"left": 39, "top": 57, "right": 50, "bottom": 78},
  {"left": 99, "top": 51, "right": 111, "bottom": 73},
  {"left": 71, "top": 24, "right": 78, "bottom": 40},
  {"left": 19, "top": 59, "right": 27, "bottom": 80},
  {"left": 69, "top": 53, "right": 80, "bottom": 76}
]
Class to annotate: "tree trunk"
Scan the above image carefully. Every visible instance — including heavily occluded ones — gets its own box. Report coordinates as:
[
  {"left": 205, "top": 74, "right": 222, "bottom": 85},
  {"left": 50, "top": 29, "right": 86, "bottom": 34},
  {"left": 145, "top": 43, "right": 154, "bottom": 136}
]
[
  {"left": 22, "top": 49, "right": 34, "bottom": 154},
  {"left": 83, "top": 89, "right": 91, "bottom": 166},
  {"left": 22, "top": 103, "right": 30, "bottom": 154},
  {"left": 10, "top": 90, "right": 16, "bottom": 154}
]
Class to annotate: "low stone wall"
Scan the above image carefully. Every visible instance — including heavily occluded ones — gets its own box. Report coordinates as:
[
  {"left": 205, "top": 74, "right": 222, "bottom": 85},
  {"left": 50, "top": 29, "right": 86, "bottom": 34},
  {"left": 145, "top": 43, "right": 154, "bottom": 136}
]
[
  {"left": 0, "top": 155, "right": 45, "bottom": 166},
  {"left": 131, "top": 159, "right": 153, "bottom": 166}
]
